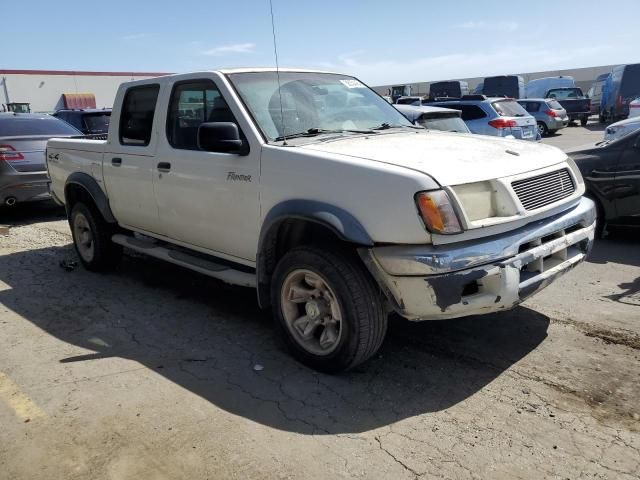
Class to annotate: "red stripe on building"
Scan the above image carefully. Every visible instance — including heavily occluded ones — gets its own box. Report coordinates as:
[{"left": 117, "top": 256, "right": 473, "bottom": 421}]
[{"left": 0, "top": 69, "right": 171, "bottom": 77}]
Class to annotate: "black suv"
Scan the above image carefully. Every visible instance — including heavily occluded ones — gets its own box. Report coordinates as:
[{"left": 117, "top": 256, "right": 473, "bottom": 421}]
[{"left": 53, "top": 109, "right": 111, "bottom": 135}]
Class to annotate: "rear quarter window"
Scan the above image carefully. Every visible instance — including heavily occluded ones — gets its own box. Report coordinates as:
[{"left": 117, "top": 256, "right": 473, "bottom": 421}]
[{"left": 546, "top": 100, "right": 563, "bottom": 110}]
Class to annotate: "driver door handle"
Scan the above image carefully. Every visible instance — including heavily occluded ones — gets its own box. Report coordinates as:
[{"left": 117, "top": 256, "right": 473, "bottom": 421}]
[{"left": 157, "top": 162, "right": 171, "bottom": 172}]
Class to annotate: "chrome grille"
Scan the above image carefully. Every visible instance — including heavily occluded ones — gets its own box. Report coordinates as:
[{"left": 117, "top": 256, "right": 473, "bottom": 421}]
[{"left": 512, "top": 168, "right": 575, "bottom": 211}]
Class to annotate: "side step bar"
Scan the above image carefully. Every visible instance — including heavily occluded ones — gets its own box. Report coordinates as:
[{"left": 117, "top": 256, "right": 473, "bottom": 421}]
[{"left": 111, "top": 234, "right": 256, "bottom": 288}]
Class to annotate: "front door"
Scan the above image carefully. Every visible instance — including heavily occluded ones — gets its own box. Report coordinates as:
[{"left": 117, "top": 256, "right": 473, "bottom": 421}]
[
  {"left": 152, "top": 77, "right": 260, "bottom": 263},
  {"left": 613, "top": 131, "right": 640, "bottom": 226},
  {"left": 104, "top": 83, "right": 162, "bottom": 233}
]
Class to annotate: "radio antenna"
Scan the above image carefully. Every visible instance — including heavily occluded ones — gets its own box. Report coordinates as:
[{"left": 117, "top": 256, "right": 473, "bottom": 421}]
[{"left": 269, "top": 0, "right": 287, "bottom": 145}]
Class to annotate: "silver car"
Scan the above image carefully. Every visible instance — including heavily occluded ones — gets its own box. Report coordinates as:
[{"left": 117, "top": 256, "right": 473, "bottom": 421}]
[
  {"left": 394, "top": 104, "right": 471, "bottom": 133},
  {"left": 517, "top": 99, "right": 569, "bottom": 137},
  {"left": 604, "top": 116, "right": 640, "bottom": 142},
  {"left": 0, "top": 113, "right": 80, "bottom": 207},
  {"left": 430, "top": 96, "right": 539, "bottom": 141}
]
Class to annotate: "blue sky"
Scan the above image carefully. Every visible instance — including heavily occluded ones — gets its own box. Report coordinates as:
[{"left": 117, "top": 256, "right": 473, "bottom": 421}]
[{"left": 2, "top": 0, "right": 639, "bottom": 86}]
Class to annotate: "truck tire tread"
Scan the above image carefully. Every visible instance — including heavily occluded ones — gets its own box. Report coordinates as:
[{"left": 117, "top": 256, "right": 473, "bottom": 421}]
[{"left": 271, "top": 246, "right": 387, "bottom": 372}]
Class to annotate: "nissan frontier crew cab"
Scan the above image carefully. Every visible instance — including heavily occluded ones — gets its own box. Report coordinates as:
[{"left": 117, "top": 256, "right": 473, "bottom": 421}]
[{"left": 46, "top": 69, "right": 596, "bottom": 372}]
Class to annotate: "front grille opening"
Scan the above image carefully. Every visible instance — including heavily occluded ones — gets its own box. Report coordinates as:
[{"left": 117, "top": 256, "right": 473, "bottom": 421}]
[
  {"left": 461, "top": 281, "right": 480, "bottom": 297},
  {"left": 512, "top": 168, "right": 576, "bottom": 211},
  {"left": 564, "top": 223, "right": 583, "bottom": 235}
]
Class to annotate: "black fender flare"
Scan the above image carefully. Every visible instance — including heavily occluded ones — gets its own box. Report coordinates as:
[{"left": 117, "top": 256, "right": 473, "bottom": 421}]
[
  {"left": 64, "top": 172, "right": 116, "bottom": 223},
  {"left": 256, "top": 200, "right": 374, "bottom": 307}
]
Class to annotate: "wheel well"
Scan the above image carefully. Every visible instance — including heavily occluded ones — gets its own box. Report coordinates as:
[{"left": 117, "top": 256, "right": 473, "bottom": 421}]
[
  {"left": 64, "top": 184, "right": 95, "bottom": 215},
  {"left": 257, "top": 218, "right": 361, "bottom": 308}
]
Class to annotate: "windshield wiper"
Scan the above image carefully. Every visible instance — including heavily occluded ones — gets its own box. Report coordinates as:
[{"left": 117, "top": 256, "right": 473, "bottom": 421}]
[
  {"left": 372, "top": 122, "right": 422, "bottom": 130},
  {"left": 274, "top": 127, "right": 374, "bottom": 142}
]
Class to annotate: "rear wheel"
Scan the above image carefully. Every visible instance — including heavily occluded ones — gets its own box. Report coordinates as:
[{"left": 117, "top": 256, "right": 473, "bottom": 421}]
[
  {"left": 580, "top": 116, "right": 588, "bottom": 126},
  {"left": 537, "top": 122, "right": 548, "bottom": 137},
  {"left": 272, "top": 246, "right": 387, "bottom": 372},
  {"left": 70, "top": 202, "right": 122, "bottom": 271}
]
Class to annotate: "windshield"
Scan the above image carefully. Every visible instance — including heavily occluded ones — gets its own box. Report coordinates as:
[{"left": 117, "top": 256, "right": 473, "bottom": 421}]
[
  {"left": 227, "top": 72, "right": 413, "bottom": 141},
  {"left": 418, "top": 115, "right": 469, "bottom": 133},
  {"left": 0, "top": 116, "right": 80, "bottom": 136},
  {"left": 491, "top": 100, "right": 528, "bottom": 117},
  {"left": 547, "top": 88, "right": 583, "bottom": 100},
  {"left": 83, "top": 113, "right": 110, "bottom": 132}
]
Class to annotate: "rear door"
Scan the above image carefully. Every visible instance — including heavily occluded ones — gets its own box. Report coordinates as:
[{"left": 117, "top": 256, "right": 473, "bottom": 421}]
[
  {"left": 103, "top": 83, "right": 162, "bottom": 233},
  {"left": 612, "top": 131, "right": 640, "bottom": 225}
]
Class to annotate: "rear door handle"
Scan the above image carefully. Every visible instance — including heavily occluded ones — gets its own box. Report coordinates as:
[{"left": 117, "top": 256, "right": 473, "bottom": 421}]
[
  {"left": 111, "top": 157, "right": 122, "bottom": 166},
  {"left": 157, "top": 162, "right": 171, "bottom": 172}
]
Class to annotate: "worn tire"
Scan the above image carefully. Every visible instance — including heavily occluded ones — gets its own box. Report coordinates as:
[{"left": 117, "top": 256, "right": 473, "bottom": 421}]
[
  {"left": 271, "top": 246, "right": 387, "bottom": 373},
  {"left": 70, "top": 202, "right": 122, "bottom": 271}
]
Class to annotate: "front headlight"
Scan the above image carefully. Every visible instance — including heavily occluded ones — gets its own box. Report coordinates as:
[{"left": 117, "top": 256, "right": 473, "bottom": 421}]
[{"left": 415, "top": 190, "right": 463, "bottom": 234}]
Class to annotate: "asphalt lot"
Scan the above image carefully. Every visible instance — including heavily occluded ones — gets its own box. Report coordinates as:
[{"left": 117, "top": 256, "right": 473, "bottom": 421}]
[{"left": 1, "top": 122, "right": 638, "bottom": 480}]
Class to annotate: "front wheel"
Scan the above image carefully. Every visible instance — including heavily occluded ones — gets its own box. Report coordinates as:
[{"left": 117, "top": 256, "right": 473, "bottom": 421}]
[
  {"left": 70, "top": 202, "right": 122, "bottom": 271},
  {"left": 272, "top": 247, "right": 387, "bottom": 372}
]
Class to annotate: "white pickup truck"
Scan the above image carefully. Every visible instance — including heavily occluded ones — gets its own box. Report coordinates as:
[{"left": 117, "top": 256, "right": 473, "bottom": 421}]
[{"left": 47, "top": 69, "right": 596, "bottom": 372}]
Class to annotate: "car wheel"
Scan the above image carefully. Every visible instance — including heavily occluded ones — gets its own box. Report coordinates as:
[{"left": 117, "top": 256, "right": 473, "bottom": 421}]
[
  {"left": 537, "top": 122, "right": 548, "bottom": 137},
  {"left": 580, "top": 117, "right": 588, "bottom": 126},
  {"left": 272, "top": 246, "right": 387, "bottom": 373},
  {"left": 70, "top": 202, "right": 122, "bottom": 271}
]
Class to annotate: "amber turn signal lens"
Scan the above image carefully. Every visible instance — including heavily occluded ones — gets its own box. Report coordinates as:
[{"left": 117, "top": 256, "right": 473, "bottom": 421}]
[{"left": 415, "top": 190, "right": 463, "bottom": 234}]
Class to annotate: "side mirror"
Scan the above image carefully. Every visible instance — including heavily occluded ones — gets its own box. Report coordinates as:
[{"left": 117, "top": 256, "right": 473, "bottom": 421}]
[{"left": 198, "top": 122, "right": 245, "bottom": 154}]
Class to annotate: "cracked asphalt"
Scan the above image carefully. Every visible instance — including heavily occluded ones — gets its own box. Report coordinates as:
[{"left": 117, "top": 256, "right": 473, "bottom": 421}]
[{"left": 1, "top": 125, "right": 639, "bottom": 479}]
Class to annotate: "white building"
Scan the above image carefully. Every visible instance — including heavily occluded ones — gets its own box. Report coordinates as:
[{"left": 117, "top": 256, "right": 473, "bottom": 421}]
[{"left": 0, "top": 69, "right": 170, "bottom": 113}]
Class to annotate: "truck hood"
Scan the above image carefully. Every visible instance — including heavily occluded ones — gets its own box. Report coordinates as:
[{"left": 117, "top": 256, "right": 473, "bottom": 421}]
[{"left": 301, "top": 131, "right": 568, "bottom": 186}]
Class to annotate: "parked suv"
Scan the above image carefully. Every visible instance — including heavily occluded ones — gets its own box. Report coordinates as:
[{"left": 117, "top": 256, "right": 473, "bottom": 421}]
[
  {"left": 53, "top": 109, "right": 111, "bottom": 135},
  {"left": 517, "top": 99, "right": 569, "bottom": 136},
  {"left": 430, "top": 96, "right": 538, "bottom": 141}
]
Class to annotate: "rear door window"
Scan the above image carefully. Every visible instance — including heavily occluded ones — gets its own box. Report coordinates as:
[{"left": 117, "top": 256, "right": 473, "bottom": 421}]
[
  {"left": 119, "top": 84, "right": 160, "bottom": 146},
  {"left": 492, "top": 100, "right": 528, "bottom": 117}
]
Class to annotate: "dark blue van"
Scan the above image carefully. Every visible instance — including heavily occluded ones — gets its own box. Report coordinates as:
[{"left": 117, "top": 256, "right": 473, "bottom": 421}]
[
  {"left": 602, "top": 64, "right": 640, "bottom": 121},
  {"left": 429, "top": 81, "right": 469, "bottom": 98},
  {"left": 482, "top": 75, "right": 524, "bottom": 99},
  {"left": 587, "top": 73, "right": 610, "bottom": 121}
]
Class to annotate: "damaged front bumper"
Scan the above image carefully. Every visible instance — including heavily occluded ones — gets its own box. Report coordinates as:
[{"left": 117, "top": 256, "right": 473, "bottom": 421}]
[{"left": 362, "top": 197, "right": 596, "bottom": 320}]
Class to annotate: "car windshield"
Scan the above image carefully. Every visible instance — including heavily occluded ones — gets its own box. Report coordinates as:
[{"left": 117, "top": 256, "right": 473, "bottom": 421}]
[
  {"left": 227, "top": 71, "right": 413, "bottom": 141},
  {"left": 546, "top": 99, "right": 563, "bottom": 110},
  {"left": 418, "top": 115, "right": 468, "bottom": 133},
  {"left": 0, "top": 116, "right": 80, "bottom": 136},
  {"left": 491, "top": 100, "right": 528, "bottom": 117},
  {"left": 83, "top": 113, "right": 111, "bottom": 132},
  {"left": 547, "top": 88, "right": 583, "bottom": 100}
]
